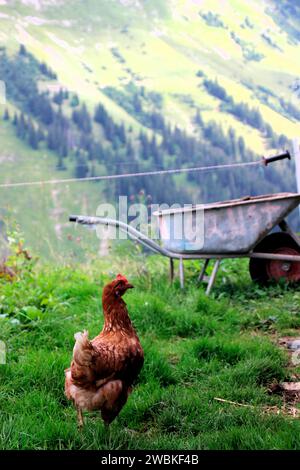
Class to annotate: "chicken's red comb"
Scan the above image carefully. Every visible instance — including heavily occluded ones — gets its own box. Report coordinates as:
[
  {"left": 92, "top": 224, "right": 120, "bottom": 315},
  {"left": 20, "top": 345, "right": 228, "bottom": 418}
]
[{"left": 116, "top": 273, "right": 128, "bottom": 282}]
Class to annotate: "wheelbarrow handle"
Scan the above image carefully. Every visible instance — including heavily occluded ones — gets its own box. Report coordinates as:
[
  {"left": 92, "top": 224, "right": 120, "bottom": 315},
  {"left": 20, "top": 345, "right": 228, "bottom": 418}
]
[{"left": 262, "top": 150, "right": 291, "bottom": 166}]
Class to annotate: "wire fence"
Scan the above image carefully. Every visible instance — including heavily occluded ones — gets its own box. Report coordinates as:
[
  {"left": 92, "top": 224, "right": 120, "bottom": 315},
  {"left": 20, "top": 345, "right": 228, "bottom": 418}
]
[{"left": 0, "top": 160, "right": 261, "bottom": 189}]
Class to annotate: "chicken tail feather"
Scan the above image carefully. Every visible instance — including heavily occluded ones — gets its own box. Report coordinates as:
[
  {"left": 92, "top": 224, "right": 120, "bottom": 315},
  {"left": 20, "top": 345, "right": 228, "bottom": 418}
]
[{"left": 71, "top": 330, "right": 96, "bottom": 386}]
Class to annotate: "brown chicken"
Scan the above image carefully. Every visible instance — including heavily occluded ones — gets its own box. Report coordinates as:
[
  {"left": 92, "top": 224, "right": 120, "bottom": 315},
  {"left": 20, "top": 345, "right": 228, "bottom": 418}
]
[{"left": 65, "top": 274, "right": 144, "bottom": 427}]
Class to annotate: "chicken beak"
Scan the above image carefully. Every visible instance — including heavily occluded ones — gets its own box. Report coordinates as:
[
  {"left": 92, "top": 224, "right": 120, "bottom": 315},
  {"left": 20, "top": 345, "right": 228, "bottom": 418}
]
[{"left": 125, "top": 283, "right": 134, "bottom": 290}]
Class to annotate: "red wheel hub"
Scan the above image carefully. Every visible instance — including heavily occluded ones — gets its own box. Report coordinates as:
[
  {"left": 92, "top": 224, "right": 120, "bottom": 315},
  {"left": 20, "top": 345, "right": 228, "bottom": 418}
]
[{"left": 266, "top": 247, "right": 300, "bottom": 282}]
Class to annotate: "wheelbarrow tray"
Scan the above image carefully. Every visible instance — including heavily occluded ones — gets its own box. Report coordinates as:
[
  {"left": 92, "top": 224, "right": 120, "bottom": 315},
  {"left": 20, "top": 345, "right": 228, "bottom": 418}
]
[{"left": 154, "top": 192, "right": 300, "bottom": 254}]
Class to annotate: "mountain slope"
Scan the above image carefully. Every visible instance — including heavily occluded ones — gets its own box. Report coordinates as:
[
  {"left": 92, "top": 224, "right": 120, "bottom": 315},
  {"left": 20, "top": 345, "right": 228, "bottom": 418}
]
[
  {"left": 1, "top": 0, "right": 299, "bottom": 139},
  {"left": 0, "top": 0, "right": 299, "bottom": 256}
]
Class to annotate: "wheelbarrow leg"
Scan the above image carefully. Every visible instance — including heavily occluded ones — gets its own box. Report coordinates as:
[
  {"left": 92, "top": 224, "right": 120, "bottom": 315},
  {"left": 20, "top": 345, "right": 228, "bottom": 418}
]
[
  {"left": 279, "top": 219, "right": 300, "bottom": 247},
  {"left": 206, "top": 259, "right": 221, "bottom": 296},
  {"left": 197, "top": 259, "right": 210, "bottom": 284},
  {"left": 169, "top": 258, "right": 174, "bottom": 284},
  {"left": 179, "top": 258, "right": 184, "bottom": 289}
]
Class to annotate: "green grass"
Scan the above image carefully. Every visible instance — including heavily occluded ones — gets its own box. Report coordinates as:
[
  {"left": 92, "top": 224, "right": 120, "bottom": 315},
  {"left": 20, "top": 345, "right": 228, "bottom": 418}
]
[{"left": 1, "top": 254, "right": 300, "bottom": 450}]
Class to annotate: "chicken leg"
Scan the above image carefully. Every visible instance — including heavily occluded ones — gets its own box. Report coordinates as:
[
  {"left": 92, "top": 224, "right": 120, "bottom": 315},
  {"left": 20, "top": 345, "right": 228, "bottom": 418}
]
[{"left": 76, "top": 405, "right": 84, "bottom": 429}]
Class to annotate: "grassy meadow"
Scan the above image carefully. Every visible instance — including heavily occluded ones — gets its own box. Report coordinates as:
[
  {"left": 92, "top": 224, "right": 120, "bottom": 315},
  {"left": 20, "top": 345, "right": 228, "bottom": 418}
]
[{"left": 1, "top": 252, "right": 300, "bottom": 450}]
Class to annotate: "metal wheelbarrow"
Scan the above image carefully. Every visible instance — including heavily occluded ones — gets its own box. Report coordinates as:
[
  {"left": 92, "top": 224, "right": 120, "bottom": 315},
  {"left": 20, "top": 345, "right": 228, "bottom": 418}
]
[{"left": 69, "top": 151, "right": 300, "bottom": 294}]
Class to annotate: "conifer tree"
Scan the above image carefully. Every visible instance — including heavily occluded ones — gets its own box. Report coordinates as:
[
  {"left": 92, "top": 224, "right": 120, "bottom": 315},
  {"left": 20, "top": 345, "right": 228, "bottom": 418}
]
[
  {"left": 3, "top": 108, "right": 9, "bottom": 121},
  {"left": 28, "top": 120, "right": 38, "bottom": 149}
]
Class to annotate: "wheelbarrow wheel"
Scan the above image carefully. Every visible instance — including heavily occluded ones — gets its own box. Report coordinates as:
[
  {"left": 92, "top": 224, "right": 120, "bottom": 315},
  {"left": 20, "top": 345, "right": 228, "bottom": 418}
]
[{"left": 249, "top": 232, "right": 300, "bottom": 285}]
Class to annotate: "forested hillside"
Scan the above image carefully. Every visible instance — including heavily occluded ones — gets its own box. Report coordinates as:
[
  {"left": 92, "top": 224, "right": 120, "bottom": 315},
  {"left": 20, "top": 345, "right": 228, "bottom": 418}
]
[{"left": 0, "top": 0, "right": 300, "bottom": 254}]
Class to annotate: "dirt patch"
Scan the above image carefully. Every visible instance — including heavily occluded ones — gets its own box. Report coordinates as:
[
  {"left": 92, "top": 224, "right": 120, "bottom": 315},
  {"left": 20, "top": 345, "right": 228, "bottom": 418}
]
[{"left": 267, "top": 335, "right": 300, "bottom": 413}]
